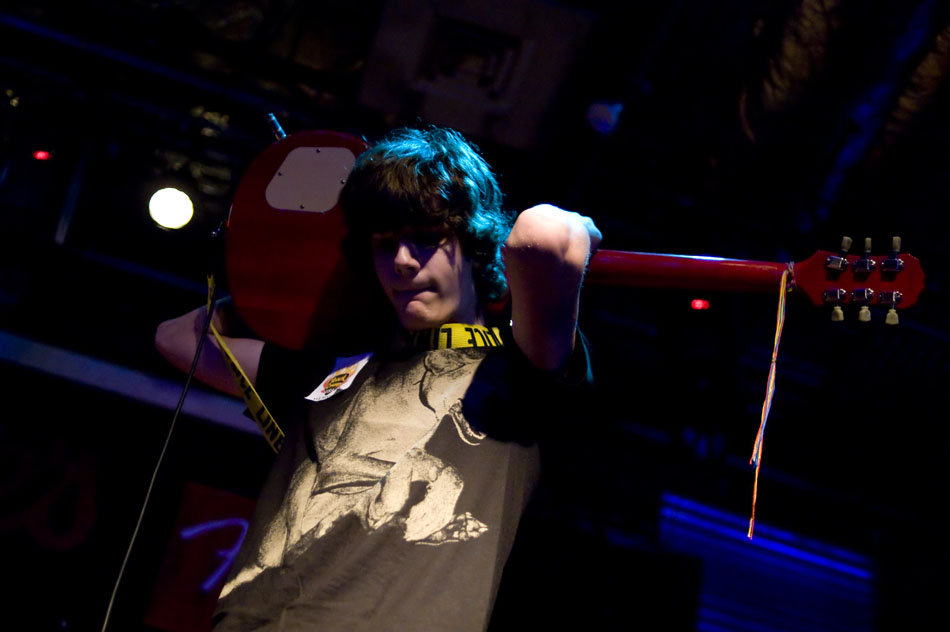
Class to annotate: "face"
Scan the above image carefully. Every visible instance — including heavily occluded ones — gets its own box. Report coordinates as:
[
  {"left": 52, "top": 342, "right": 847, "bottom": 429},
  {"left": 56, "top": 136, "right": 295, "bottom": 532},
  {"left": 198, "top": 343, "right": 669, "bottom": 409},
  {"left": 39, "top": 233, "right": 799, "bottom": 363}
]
[{"left": 370, "top": 226, "right": 481, "bottom": 331}]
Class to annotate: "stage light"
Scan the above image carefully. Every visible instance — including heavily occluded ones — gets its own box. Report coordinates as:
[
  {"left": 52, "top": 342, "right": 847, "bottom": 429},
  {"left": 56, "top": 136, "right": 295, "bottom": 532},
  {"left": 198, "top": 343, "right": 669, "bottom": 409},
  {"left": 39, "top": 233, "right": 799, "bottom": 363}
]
[
  {"left": 149, "top": 187, "right": 194, "bottom": 229},
  {"left": 33, "top": 150, "right": 51, "bottom": 160},
  {"left": 691, "top": 299, "right": 710, "bottom": 310}
]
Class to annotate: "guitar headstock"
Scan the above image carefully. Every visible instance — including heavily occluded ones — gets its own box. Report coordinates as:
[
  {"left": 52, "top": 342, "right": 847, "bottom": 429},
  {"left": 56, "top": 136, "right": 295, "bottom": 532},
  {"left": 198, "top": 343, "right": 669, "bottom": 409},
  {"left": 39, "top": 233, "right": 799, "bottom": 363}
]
[{"left": 792, "top": 236, "right": 925, "bottom": 323}]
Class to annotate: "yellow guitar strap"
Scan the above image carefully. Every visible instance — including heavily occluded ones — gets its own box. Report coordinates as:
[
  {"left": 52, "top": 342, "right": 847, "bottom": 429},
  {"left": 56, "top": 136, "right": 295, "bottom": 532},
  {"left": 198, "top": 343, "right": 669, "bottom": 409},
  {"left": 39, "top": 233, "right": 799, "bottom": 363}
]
[
  {"left": 207, "top": 275, "right": 284, "bottom": 453},
  {"left": 411, "top": 323, "right": 504, "bottom": 350}
]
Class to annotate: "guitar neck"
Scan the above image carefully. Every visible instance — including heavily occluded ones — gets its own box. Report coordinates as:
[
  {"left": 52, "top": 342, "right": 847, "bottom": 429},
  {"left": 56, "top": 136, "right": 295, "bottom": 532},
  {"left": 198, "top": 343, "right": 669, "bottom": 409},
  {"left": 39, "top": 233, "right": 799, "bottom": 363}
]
[{"left": 586, "top": 250, "right": 788, "bottom": 293}]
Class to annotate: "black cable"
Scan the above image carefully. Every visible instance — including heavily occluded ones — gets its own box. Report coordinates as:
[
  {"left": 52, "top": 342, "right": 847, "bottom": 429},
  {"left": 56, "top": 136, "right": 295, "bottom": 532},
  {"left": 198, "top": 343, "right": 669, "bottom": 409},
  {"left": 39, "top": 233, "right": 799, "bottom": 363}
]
[{"left": 99, "top": 283, "right": 218, "bottom": 632}]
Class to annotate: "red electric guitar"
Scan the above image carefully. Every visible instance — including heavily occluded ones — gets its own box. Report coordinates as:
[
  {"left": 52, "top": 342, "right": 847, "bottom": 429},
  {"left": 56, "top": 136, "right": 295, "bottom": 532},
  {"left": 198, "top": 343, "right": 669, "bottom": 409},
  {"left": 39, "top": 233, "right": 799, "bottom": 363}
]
[{"left": 226, "top": 130, "right": 926, "bottom": 350}]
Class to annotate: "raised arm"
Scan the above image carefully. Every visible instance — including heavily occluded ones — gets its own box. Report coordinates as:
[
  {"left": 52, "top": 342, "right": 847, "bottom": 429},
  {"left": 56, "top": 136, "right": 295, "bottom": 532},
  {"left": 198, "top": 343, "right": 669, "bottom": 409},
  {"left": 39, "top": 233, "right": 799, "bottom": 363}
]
[
  {"left": 154, "top": 298, "right": 265, "bottom": 397},
  {"left": 503, "top": 204, "right": 601, "bottom": 373}
]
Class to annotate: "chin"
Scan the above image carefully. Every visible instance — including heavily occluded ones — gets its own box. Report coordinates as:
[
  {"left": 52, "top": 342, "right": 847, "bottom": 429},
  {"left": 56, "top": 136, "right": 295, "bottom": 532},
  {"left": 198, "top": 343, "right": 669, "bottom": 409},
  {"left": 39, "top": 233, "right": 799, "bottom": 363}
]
[{"left": 397, "top": 309, "right": 444, "bottom": 332}]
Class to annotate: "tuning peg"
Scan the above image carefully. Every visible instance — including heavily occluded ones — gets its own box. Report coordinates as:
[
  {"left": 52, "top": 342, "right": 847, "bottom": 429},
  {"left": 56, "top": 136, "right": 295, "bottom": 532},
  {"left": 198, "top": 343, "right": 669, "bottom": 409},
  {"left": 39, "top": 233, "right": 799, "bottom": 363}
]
[
  {"left": 854, "top": 237, "right": 875, "bottom": 273},
  {"left": 882, "top": 236, "right": 905, "bottom": 273},
  {"left": 840, "top": 236, "right": 853, "bottom": 255},
  {"left": 825, "top": 289, "right": 846, "bottom": 321},
  {"left": 825, "top": 236, "right": 852, "bottom": 272},
  {"left": 885, "top": 239, "right": 906, "bottom": 323},
  {"left": 851, "top": 289, "right": 873, "bottom": 322}
]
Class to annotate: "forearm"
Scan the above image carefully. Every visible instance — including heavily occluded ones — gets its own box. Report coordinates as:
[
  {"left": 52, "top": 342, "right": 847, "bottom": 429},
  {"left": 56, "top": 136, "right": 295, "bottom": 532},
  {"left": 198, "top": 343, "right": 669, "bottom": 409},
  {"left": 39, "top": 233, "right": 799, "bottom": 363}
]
[
  {"left": 504, "top": 205, "right": 600, "bottom": 372},
  {"left": 154, "top": 298, "right": 263, "bottom": 396}
]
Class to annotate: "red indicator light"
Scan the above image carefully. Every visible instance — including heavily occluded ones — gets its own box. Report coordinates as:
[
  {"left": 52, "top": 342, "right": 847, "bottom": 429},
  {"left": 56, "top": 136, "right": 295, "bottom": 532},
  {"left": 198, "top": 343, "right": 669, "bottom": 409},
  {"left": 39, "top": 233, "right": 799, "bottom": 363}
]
[
  {"left": 691, "top": 299, "right": 710, "bottom": 310},
  {"left": 33, "top": 150, "right": 51, "bottom": 160}
]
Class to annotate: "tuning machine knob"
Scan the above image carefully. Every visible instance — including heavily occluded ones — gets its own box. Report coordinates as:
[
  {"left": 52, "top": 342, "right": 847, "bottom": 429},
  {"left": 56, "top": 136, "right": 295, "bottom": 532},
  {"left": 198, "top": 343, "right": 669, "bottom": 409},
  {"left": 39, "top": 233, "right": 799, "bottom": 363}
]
[
  {"left": 880, "top": 290, "right": 902, "bottom": 325},
  {"left": 881, "top": 236, "right": 904, "bottom": 274},
  {"left": 853, "top": 238, "right": 876, "bottom": 274},
  {"left": 824, "top": 288, "right": 846, "bottom": 322},
  {"left": 825, "top": 236, "right": 852, "bottom": 272},
  {"left": 849, "top": 288, "right": 873, "bottom": 322}
]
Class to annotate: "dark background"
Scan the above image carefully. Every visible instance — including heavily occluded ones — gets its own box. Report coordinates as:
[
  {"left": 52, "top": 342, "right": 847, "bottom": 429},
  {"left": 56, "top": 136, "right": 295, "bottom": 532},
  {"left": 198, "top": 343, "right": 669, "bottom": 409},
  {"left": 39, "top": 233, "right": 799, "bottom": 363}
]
[{"left": 2, "top": 1, "right": 948, "bottom": 630}]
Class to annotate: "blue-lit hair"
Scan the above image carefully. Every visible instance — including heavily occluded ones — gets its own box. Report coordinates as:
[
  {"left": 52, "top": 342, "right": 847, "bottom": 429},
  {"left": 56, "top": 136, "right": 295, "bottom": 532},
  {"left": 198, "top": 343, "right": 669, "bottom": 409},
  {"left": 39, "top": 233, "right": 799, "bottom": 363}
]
[{"left": 339, "top": 126, "right": 513, "bottom": 303}]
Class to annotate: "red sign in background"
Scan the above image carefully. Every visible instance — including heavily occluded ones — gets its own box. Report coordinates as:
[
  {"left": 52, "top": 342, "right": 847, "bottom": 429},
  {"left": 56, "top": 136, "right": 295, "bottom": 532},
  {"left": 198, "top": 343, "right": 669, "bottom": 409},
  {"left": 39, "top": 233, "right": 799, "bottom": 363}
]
[{"left": 145, "top": 482, "right": 256, "bottom": 632}]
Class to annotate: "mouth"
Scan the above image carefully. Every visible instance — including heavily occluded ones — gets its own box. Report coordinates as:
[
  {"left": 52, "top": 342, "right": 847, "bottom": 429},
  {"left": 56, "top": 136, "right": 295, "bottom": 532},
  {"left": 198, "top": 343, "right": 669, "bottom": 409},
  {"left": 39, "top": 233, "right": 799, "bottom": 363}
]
[{"left": 394, "top": 286, "right": 434, "bottom": 301}]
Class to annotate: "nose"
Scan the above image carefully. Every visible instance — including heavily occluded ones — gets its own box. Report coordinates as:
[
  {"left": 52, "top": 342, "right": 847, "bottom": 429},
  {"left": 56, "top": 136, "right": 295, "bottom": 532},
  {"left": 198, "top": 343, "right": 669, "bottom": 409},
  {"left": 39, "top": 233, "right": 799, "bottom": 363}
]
[{"left": 393, "top": 239, "right": 419, "bottom": 276}]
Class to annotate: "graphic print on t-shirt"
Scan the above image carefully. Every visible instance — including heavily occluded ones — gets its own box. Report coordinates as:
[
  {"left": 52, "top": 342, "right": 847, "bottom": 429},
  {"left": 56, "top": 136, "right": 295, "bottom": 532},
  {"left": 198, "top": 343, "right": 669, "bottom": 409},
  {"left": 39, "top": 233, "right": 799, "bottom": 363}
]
[{"left": 220, "top": 349, "right": 490, "bottom": 598}]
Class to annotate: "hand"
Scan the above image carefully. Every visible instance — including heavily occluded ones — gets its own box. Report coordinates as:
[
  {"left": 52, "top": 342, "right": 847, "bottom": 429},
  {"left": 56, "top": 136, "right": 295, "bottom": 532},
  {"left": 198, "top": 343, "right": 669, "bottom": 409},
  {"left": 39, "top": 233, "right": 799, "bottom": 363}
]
[
  {"left": 577, "top": 212, "right": 602, "bottom": 254},
  {"left": 517, "top": 204, "right": 602, "bottom": 255}
]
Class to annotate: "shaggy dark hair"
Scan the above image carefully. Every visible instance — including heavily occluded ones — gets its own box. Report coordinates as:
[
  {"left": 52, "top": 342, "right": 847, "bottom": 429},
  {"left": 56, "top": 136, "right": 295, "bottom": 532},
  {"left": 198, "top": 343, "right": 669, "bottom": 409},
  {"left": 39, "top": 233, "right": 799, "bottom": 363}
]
[{"left": 339, "top": 126, "right": 513, "bottom": 303}]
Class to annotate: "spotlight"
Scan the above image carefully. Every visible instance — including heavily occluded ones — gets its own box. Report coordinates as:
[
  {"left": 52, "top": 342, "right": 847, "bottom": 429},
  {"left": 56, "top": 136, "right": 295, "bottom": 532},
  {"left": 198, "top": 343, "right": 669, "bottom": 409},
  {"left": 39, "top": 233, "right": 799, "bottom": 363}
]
[
  {"left": 691, "top": 299, "right": 710, "bottom": 310},
  {"left": 149, "top": 187, "right": 194, "bottom": 229}
]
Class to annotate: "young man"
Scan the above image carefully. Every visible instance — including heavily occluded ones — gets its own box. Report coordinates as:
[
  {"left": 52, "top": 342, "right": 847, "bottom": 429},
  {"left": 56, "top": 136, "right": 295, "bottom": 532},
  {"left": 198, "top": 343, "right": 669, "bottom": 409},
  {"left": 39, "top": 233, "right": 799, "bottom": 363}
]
[{"left": 155, "top": 126, "right": 600, "bottom": 631}]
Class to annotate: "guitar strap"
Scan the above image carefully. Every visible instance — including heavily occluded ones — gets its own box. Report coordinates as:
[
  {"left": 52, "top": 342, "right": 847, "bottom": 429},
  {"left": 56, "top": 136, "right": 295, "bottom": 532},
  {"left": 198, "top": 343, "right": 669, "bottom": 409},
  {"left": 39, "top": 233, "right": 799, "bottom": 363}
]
[
  {"left": 411, "top": 323, "right": 504, "bottom": 351},
  {"left": 207, "top": 275, "right": 285, "bottom": 454}
]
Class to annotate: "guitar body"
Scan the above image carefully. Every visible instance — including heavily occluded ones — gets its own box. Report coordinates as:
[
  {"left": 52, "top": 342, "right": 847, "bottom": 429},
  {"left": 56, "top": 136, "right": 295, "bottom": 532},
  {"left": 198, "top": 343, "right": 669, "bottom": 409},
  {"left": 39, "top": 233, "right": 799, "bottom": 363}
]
[{"left": 226, "top": 130, "right": 370, "bottom": 350}]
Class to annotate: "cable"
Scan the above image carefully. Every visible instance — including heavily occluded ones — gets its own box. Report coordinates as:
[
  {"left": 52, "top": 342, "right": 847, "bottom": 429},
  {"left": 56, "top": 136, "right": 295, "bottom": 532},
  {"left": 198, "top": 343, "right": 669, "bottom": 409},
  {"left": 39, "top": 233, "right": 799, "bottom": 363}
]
[{"left": 99, "top": 284, "right": 217, "bottom": 632}]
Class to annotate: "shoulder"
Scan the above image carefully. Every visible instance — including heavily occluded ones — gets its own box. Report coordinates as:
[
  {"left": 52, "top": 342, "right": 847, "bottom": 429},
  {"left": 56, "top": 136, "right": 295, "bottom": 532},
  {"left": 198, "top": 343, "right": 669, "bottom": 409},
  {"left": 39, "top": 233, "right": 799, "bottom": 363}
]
[{"left": 255, "top": 343, "right": 338, "bottom": 410}]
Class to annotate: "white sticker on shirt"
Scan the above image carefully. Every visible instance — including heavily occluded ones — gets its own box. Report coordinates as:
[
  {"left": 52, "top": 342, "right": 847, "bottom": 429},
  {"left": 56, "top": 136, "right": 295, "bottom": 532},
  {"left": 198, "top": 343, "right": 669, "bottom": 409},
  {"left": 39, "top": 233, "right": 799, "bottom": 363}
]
[{"left": 305, "top": 352, "right": 373, "bottom": 402}]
